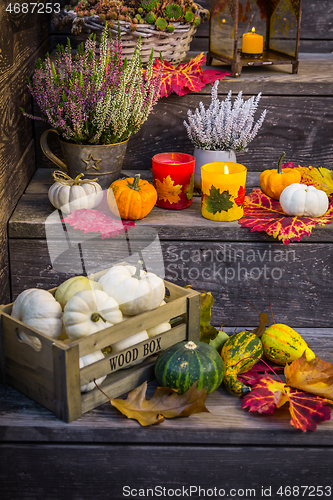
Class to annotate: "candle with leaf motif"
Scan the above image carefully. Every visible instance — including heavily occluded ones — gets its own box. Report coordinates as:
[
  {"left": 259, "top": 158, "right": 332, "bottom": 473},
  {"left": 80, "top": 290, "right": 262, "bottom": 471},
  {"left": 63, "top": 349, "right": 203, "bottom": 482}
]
[
  {"left": 201, "top": 162, "right": 247, "bottom": 221},
  {"left": 152, "top": 153, "right": 195, "bottom": 209}
]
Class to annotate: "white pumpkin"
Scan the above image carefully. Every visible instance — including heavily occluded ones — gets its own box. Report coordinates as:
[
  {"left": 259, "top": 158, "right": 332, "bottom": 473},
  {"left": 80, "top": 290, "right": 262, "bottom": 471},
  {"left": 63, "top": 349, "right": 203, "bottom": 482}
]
[
  {"left": 99, "top": 261, "right": 165, "bottom": 316},
  {"left": 63, "top": 289, "right": 123, "bottom": 340},
  {"left": 11, "top": 288, "right": 62, "bottom": 349},
  {"left": 280, "top": 183, "right": 329, "bottom": 217},
  {"left": 79, "top": 350, "right": 106, "bottom": 393},
  {"left": 147, "top": 322, "right": 171, "bottom": 337},
  {"left": 48, "top": 173, "right": 103, "bottom": 214},
  {"left": 111, "top": 330, "right": 149, "bottom": 367},
  {"left": 55, "top": 276, "right": 102, "bottom": 310},
  {"left": 146, "top": 300, "right": 171, "bottom": 337}
]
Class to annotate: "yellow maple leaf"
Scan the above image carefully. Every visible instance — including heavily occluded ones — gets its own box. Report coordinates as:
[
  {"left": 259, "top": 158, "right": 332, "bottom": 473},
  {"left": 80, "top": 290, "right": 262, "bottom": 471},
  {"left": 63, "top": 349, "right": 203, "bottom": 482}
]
[
  {"left": 285, "top": 352, "right": 333, "bottom": 401},
  {"left": 294, "top": 166, "right": 333, "bottom": 197},
  {"left": 155, "top": 175, "right": 182, "bottom": 204}
]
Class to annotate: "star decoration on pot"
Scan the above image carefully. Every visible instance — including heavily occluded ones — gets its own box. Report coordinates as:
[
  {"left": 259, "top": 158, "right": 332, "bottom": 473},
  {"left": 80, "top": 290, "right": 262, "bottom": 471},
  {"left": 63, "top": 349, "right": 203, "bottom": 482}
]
[{"left": 82, "top": 154, "right": 102, "bottom": 171}]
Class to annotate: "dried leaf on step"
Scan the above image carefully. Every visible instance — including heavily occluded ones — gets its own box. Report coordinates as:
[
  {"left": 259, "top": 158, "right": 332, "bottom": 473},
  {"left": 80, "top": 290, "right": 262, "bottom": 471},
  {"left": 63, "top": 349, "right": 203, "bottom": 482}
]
[
  {"left": 110, "top": 381, "right": 209, "bottom": 426},
  {"left": 285, "top": 352, "right": 333, "bottom": 401},
  {"left": 241, "top": 374, "right": 331, "bottom": 432},
  {"left": 251, "top": 312, "right": 270, "bottom": 339},
  {"left": 199, "top": 291, "right": 219, "bottom": 343}
]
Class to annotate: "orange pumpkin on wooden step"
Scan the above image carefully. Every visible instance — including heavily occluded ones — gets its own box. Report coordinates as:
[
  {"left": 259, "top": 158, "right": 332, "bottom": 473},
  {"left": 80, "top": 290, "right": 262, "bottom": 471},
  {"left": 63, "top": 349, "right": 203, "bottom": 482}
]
[
  {"left": 259, "top": 152, "right": 301, "bottom": 201},
  {"left": 107, "top": 174, "right": 157, "bottom": 220}
]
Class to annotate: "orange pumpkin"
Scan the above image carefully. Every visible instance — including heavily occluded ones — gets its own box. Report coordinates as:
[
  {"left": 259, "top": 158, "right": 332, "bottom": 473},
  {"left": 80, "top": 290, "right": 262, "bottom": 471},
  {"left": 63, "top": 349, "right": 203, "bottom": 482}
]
[
  {"left": 107, "top": 174, "right": 157, "bottom": 220},
  {"left": 259, "top": 152, "right": 301, "bottom": 200}
]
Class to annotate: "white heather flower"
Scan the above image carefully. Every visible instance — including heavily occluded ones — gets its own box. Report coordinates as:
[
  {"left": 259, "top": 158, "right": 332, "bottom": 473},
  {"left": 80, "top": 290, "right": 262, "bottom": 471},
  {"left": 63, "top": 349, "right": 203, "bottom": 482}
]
[{"left": 183, "top": 82, "right": 267, "bottom": 152}]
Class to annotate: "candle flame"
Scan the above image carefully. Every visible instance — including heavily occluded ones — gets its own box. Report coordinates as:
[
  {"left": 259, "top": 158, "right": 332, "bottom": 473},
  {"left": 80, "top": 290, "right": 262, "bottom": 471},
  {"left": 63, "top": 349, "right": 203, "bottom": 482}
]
[
  {"left": 251, "top": 27, "right": 255, "bottom": 33},
  {"left": 224, "top": 165, "right": 229, "bottom": 174}
]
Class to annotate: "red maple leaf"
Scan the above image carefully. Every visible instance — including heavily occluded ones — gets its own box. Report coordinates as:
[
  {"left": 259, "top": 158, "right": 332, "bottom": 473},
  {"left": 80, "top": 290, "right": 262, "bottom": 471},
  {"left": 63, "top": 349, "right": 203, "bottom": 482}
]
[
  {"left": 241, "top": 374, "right": 331, "bottom": 432},
  {"left": 239, "top": 188, "right": 333, "bottom": 244},
  {"left": 62, "top": 209, "right": 135, "bottom": 239},
  {"left": 238, "top": 360, "right": 283, "bottom": 386},
  {"left": 143, "top": 53, "right": 229, "bottom": 98},
  {"left": 234, "top": 185, "right": 246, "bottom": 206}
]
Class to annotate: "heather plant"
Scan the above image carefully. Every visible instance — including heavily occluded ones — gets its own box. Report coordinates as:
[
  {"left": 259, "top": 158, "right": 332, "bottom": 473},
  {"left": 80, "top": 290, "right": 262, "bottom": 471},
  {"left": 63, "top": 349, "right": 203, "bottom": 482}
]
[
  {"left": 22, "top": 25, "right": 162, "bottom": 145},
  {"left": 183, "top": 81, "right": 267, "bottom": 152}
]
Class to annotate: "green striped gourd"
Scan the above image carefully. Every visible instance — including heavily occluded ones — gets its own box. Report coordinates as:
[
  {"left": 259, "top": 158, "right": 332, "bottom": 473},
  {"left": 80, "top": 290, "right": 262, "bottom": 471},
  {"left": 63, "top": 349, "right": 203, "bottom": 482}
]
[
  {"left": 154, "top": 340, "right": 224, "bottom": 395},
  {"left": 261, "top": 324, "right": 315, "bottom": 365},
  {"left": 221, "top": 331, "right": 263, "bottom": 395}
]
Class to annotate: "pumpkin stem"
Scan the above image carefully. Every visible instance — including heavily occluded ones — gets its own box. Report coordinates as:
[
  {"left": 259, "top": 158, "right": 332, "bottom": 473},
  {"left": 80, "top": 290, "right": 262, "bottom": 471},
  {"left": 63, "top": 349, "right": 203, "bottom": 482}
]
[
  {"left": 277, "top": 152, "right": 286, "bottom": 174},
  {"left": 129, "top": 174, "right": 141, "bottom": 191},
  {"left": 185, "top": 341, "right": 197, "bottom": 350},
  {"left": 132, "top": 260, "right": 143, "bottom": 280},
  {"left": 91, "top": 312, "right": 107, "bottom": 323},
  {"left": 74, "top": 173, "right": 85, "bottom": 184}
]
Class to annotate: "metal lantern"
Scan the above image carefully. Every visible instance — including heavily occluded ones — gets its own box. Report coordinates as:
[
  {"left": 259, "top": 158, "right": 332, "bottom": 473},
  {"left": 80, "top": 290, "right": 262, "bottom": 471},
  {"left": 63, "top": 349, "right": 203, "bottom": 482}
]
[{"left": 207, "top": 0, "right": 303, "bottom": 77}]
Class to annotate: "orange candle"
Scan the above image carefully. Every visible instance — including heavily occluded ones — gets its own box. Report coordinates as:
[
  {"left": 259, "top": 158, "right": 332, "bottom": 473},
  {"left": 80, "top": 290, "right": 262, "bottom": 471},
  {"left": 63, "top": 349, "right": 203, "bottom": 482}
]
[
  {"left": 242, "top": 27, "right": 263, "bottom": 54},
  {"left": 201, "top": 162, "right": 247, "bottom": 221}
]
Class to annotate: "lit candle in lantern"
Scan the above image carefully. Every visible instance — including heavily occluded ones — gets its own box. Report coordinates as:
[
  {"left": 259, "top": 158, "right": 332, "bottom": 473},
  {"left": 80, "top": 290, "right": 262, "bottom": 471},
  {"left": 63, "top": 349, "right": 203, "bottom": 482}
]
[
  {"left": 152, "top": 152, "right": 195, "bottom": 209},
  {"left": 201, "top": 162, "right": 247, "bottom": 221},
  {"left": 242, "top": 27, "right": 263, "bottom": 55}
]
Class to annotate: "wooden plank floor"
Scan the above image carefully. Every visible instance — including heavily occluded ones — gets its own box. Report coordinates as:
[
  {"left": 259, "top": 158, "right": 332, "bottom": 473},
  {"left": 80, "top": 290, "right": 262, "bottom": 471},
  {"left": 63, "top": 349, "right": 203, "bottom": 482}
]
[{"left": 1, "top": 329, "right": 333, "bottom": 499}]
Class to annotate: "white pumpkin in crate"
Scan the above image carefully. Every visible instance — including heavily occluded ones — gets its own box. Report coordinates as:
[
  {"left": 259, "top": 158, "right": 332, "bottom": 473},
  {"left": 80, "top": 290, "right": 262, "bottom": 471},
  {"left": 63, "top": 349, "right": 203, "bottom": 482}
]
[
  {"left": 11, "top": 288, "right": 62, "bottom": 349},
  {"left": 146, "top": 300, "right": 171, "bottom": 337},
  {"left": 55, "top": 275, "right": 102, "bottom": 310},
  {"left": 48, "top": 171, "right": 103, "bottom": 214},
  {"left": 63, "top": 289, "right": 123, "bottom": 340},
  {"left": 79, "top": 350, "right": 106, "bottom": 393},
  {"left": 111, "top": 330, "right": 149, "bottom": 367},
  {"left": 99, "top": 261, "right": 165, "bottom": 316}
]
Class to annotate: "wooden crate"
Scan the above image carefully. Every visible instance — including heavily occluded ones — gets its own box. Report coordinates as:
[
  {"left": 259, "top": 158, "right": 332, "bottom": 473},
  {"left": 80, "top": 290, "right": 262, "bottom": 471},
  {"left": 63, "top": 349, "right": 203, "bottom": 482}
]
[{"left": 0, "top": 280, "right": 200, "bottom": 423}]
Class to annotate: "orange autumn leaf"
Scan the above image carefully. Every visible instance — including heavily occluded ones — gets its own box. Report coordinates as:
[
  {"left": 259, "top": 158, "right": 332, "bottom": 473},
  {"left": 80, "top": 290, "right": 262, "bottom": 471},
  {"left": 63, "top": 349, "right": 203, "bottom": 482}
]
[
  {"left": 241, "top": 374, "right": 331, "bottom": 432},
  {"left": 155, "top": 175, "right": 182, "bottom": 204},
  {"left": 285, "top": 352, "right": 333, "bottom": 401},
  {"left": 109, "top": 381, "right": 209, "bottom": 426}
]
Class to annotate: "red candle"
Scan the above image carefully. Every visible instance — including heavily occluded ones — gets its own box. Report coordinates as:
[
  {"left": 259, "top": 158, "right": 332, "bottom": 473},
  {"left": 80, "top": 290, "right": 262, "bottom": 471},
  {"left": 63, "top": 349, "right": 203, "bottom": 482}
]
[{"left": 152, "top": 152, "right": 195, "bottom": 209}]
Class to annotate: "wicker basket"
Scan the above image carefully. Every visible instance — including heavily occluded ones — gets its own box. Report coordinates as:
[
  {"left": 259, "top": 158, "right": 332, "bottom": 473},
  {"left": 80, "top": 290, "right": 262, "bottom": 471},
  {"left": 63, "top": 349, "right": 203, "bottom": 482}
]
[{"left": 53, "top": 8, "right": 206, "bottom": 66}]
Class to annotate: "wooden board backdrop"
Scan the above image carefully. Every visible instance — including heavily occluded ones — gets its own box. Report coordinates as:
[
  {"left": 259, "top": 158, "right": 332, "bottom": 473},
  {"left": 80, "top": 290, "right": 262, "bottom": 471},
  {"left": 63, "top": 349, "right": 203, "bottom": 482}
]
[{"left": 0, "top": 3, "right": 50, "bottom": 303}]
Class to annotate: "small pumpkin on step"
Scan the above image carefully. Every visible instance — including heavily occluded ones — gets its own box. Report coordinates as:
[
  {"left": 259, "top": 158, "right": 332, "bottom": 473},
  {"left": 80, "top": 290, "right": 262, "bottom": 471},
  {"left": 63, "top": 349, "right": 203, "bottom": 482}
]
[
  {"left": 221, "top": 331, "right": 263, "bottom": 395},
  {"left": 259, "top": 152, "right": 301, "bottom": 201},
  {"left": 48, "top": 170, "right": 103, "bottom": 214},
  {"left": 107, "top": 174, "right": 157, "bottom": 220},
  {"left": 155, "top": 340, "right": 225, "bottom": 395}
]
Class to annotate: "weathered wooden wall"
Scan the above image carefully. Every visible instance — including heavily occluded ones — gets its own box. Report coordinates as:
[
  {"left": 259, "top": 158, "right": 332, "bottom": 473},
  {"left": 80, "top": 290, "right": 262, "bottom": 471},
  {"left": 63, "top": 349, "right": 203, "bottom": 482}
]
[{"left": 0, "top": 4, "right": 50, "bottom": 303}]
